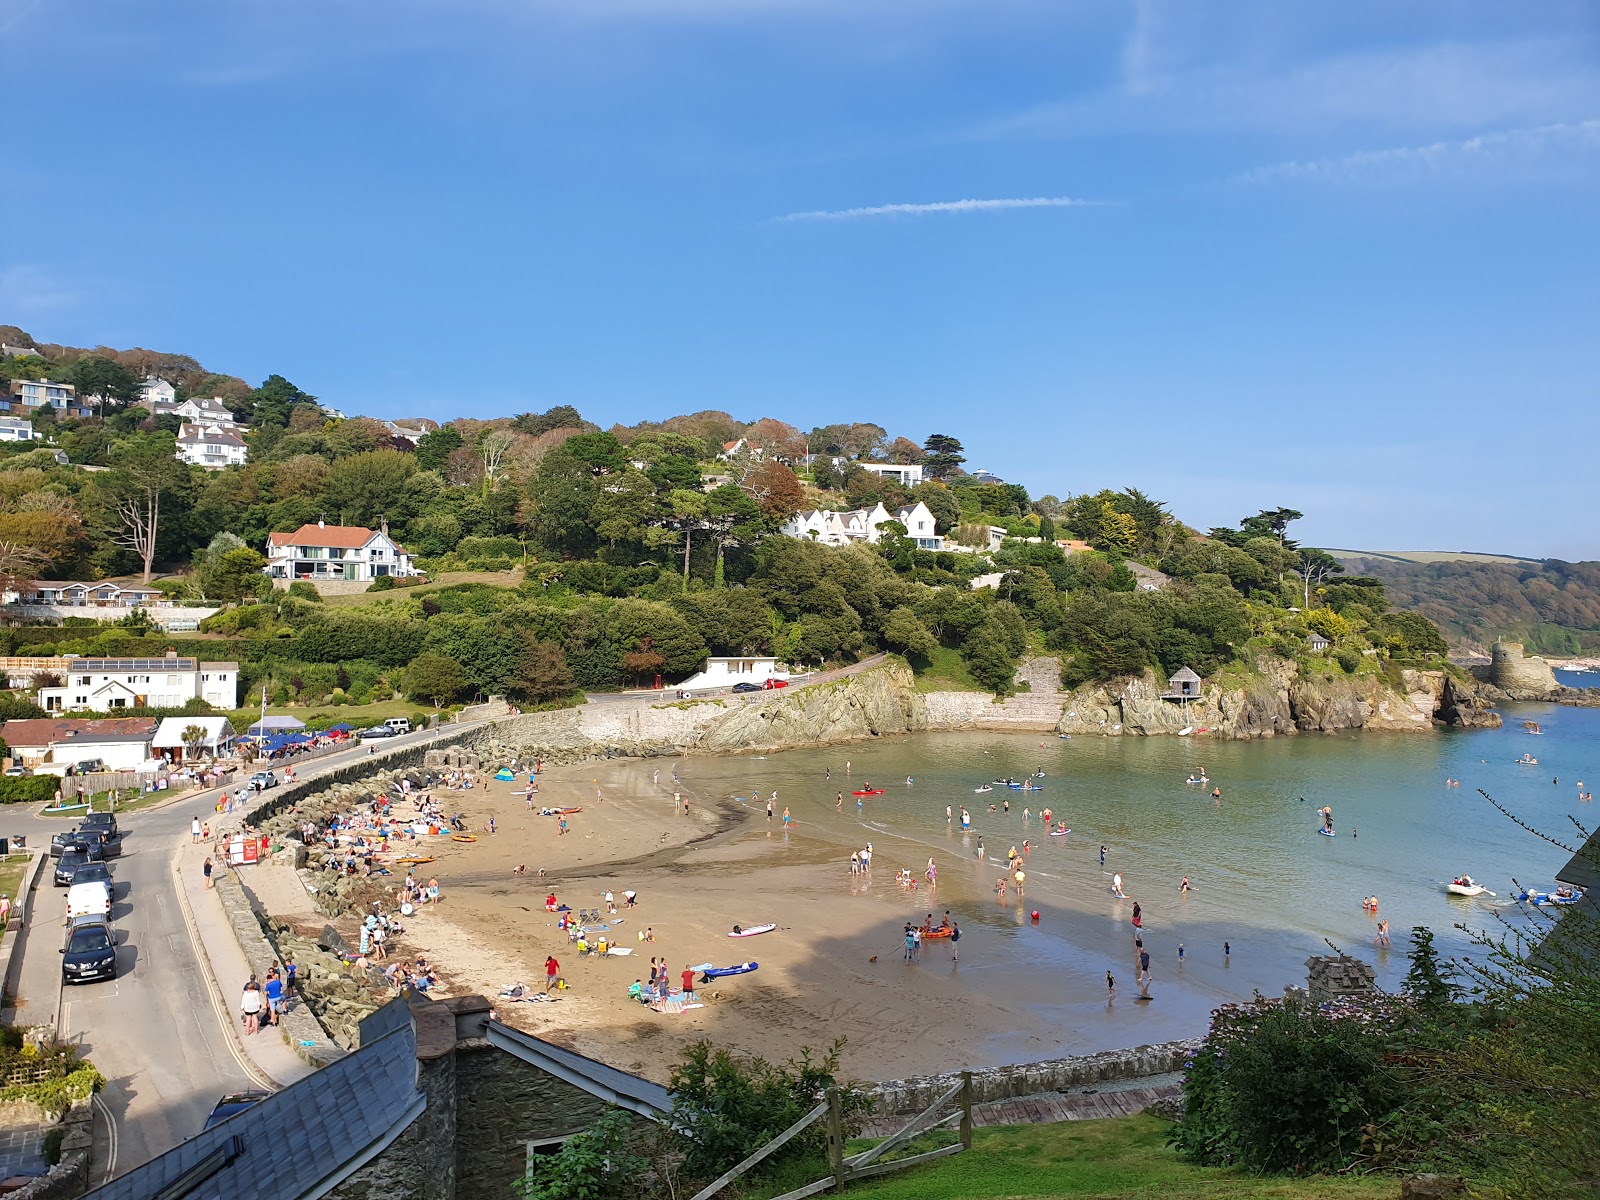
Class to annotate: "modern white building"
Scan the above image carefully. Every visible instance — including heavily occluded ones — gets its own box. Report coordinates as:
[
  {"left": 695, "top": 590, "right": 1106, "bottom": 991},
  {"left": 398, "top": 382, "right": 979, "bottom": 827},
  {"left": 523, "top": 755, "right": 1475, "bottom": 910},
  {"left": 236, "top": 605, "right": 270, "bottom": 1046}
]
[
  {"left": 781, "top": 500, "right": 943, "bottom": 551},
  {"left": 176, "top": 422, "right": 248, "bottom": 468},
  {"left": 1, "top": 717, "right": 160, "bottom": 772},
  {"left": 265, "top": 520, "right": 422, "bottom": 583},
  {"left": 856, "top": 462, "right": 924, "bottom": 488},
  {"left": 33, "top": 654, "right": 239, "bottom": 713},
  {"left": 674, "top": 656, "right": 791, "bottom": 693},
  {"left": 0, "top": 417, "right": 38, "bottom": 442}
]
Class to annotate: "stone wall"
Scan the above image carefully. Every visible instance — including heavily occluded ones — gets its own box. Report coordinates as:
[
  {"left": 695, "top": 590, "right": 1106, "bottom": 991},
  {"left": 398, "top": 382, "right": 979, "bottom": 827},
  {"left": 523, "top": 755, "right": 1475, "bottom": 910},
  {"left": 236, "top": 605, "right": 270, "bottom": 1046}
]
[
  {"left": 870, "top": 1038, "right": 1202, "bottom": 1114},
  {"left": 453, "top": 1041, "right": 615, "bottom": 1198},
  {"left": 7, "top": 1098, "right": 92, "bottom": 1200}
]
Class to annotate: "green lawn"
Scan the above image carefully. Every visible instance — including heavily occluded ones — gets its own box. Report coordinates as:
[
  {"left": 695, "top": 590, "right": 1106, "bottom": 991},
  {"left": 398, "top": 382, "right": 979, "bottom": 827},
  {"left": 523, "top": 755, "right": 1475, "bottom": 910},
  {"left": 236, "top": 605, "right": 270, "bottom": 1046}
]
[
  {"left": 0, "top": 854, "right": 30, "bottom": 942},
  {"left": 911, "top": 646, "right": 986, "bottom": 693},
  {"left": 221, "top": 696, "right": 450, "bottom": 733},
  {"left": 766, "top": 1116, "right": 1398, "bottom": 1200},
  {"left": 319, "top": 569, "right": 524, "bottom": 608}
]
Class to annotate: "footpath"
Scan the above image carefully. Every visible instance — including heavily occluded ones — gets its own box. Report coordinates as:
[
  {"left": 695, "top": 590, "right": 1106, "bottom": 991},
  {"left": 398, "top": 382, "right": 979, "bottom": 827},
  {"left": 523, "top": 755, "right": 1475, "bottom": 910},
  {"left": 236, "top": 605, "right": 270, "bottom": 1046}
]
[{"left": 172, "top": 836, "right": 311, "bottom": 1088}]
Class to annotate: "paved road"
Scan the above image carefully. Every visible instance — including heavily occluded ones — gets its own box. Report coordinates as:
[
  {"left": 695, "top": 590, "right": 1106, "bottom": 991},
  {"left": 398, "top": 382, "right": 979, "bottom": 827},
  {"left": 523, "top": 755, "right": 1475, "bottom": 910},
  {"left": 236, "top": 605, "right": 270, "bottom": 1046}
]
[{"left": 8, "top": 724, "right": 465, "bottom": 1181}]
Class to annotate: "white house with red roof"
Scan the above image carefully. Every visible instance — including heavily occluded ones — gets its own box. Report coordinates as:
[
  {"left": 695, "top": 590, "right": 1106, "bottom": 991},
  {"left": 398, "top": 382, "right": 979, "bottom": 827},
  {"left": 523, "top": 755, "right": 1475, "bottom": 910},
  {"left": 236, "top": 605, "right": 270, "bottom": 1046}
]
[{"left": 265, "top": 520, "right": 422, "bottom": 583}]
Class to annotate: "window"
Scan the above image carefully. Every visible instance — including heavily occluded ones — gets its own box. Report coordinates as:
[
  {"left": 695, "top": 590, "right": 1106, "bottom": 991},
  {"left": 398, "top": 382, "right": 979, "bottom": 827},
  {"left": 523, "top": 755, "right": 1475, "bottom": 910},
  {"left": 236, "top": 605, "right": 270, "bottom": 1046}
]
[
  {"left": 77, "top": 676, "right": 91, "bottom": 686},
  {"left": 202, "top": 674, "right": 210, "bottom": 682}
]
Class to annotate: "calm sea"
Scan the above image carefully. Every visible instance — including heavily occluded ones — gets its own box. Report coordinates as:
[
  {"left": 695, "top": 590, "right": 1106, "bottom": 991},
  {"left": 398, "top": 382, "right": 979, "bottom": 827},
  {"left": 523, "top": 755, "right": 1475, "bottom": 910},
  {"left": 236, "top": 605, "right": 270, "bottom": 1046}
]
[{"left": 666, "top": 675, "right": 1597, "bottom": 1054}]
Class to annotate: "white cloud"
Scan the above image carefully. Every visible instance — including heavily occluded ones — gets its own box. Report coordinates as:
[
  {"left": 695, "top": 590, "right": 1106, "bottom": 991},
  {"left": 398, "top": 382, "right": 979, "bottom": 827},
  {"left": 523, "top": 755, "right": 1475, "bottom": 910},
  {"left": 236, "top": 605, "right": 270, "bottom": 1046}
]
[
  {"left": 969, "top": 35, "right": 1600, "bottom": 142},
  {"left": 1235, "top": 119, "right": 1600, "bottom": 184},
  {"left": 778, "top": 196, "right": 1104, "bottom": 221}
]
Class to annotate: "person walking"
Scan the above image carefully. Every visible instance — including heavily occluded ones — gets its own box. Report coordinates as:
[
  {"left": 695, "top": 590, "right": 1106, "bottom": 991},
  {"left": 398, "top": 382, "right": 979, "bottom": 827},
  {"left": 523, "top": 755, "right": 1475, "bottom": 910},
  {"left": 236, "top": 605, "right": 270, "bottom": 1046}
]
[
  {"left": 950, "top": 921, "right": 961, "bottom": 963},
  {"left": 1106, "top": 970, "right": 1115, "bottom": 1001},
  {"left": 545, "top": 955, "right": 560, "bottom": 993},
  {"left": 203, "top": 856, "right": 214, "bottom": 888},
  {"left": 192, "top": 817, "right": 202, "bottom": 845},
  {"left": 1138, "top": 948, "right": 1152, "bottom": 998}
]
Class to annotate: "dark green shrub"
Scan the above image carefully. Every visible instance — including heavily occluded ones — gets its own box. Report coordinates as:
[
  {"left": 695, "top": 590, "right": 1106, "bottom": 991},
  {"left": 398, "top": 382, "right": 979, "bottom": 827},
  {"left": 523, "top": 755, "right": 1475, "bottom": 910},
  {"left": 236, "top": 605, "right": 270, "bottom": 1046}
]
[
  {"left": 0, "top": 776, "right": 60, "bottom": 805},
  {"left": 366, "top": 575, "right": 395, "bottom": 592}
]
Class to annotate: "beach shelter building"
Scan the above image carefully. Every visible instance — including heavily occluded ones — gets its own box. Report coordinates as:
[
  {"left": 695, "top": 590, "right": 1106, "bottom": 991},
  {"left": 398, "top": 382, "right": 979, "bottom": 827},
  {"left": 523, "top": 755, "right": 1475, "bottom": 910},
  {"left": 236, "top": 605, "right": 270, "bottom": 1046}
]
[
  {"left": 1162, "top": 666, "right": 1203, "bottom": 700},
  {"left": 152, "top": 716, "right": 237, "bottom": 761}
]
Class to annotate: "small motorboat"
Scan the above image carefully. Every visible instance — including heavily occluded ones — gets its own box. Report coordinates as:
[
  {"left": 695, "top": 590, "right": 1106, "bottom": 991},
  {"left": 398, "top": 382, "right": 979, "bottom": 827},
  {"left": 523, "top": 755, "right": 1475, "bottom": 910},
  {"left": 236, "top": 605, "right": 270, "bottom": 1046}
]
[
  {"left": 1517, "top": 887, "right": 1582, "bottom": 907},
  {"left": 701, "top": 961, "right": 759, "bottom": 979},
  {"left": 729, "top": 923, "right": 776, "bottom": 937},
  {"left": 852, "top": 789, "right": 884, "bottom": 797},
  {"left": 973, "top": 785, "right": 993, "bottom": 794},
  {"left": 1445, "top": 876, "right": 1491, "bottom": 897}
]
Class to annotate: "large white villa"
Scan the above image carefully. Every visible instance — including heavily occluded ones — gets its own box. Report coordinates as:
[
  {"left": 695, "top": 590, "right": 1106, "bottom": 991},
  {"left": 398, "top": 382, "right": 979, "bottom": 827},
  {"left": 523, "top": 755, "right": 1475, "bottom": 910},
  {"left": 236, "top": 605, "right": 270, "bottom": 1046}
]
[
  {"left": 265, "top": 520, "right": 422, "bottom": 583},
  {"left": 780, "top": 500, "right": 943, "bottom": 551}
]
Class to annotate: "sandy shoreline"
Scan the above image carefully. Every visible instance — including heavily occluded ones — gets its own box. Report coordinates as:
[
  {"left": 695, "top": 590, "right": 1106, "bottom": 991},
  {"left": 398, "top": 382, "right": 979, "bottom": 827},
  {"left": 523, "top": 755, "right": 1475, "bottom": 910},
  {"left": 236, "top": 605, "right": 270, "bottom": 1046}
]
[{"left": 297, "top": 752, "right": 1210, "bottom": 1086}]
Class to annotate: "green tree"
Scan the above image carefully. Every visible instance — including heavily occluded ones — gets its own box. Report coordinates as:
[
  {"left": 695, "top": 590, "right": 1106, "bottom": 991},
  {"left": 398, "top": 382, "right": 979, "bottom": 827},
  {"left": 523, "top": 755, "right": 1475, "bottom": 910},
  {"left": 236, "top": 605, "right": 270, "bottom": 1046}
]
[
  {"left": 181, "top": 724, "right": 209, "bottom": 760},
  {"left": 405, "top": 652, "right": 467, "bottom": 706},
  {"left": 248, "top": 374, "right": 320, "bottom": 427},
  {"left": 882, "top": 605, "right": 937, "bottom": 660},
  {"left": 66, "top": 357, "right": 140, "bottom": 412},
  {"left": 512, "top": 1109, "right": 644, "bottom": 1200},
  {"left": 321, "top": 450, "right": 418, "bottom": 528},
  {"left": 199, "top": 546, "right": 267, "bottom": 604},
  {"left": 922, "top": 433, "right": 966, "bottom": 479},
  {"left": 92, "top": 435, "right": 190, "bottom": 582},
  {"left": 413, "top": 426, "right": 464, "bottom": 471},
  {"left": 513, "top": 637, "right": 577, "bottom": 704}
]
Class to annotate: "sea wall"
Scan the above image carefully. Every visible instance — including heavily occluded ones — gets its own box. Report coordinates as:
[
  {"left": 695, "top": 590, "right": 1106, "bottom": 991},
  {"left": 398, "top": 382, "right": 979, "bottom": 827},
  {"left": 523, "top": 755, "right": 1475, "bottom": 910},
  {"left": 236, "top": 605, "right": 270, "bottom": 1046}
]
[{"left": 871, "top": 1038, "right": 1203, "bottom": 1114}]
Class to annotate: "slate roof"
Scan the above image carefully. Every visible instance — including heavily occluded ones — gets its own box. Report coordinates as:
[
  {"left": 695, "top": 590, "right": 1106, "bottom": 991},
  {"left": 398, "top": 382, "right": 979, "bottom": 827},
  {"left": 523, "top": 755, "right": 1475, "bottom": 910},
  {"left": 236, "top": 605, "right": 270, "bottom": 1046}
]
[
  {"left": 85, "top": 1022, "right": 423, "bottom": 1200},
  {"left": 486, "top": 1020, "right": 673, "bottom": 1121},
  {"left": 1554, "top": 826, "right": 1600, "bottom": 893},
  {"left": 1, "top": 718, "right": 159, "bottom": 748}
]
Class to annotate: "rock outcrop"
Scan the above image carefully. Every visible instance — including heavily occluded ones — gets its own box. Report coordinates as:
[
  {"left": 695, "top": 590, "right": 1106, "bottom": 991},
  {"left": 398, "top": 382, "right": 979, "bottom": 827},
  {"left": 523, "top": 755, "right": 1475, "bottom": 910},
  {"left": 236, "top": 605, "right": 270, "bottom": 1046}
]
[{"left": 1487, "top": 641, "right": 1560, "bottom": 697}]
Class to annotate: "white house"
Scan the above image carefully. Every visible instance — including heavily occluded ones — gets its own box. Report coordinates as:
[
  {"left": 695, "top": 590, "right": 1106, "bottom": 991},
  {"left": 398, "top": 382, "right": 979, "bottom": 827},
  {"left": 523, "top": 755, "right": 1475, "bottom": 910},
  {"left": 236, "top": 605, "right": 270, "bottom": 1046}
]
[
  {"left": 0, "top": 417, "right": 38, "bottom": 442},
  {"left": 780, "top": 500, "right": 943, "bottom": 551},
  {"left": 5, "top": 580, "right": 165, "bottom": 609},
  {"left": 138, "top": 376, "right": 177, "bottom": 408},
  {"left": 6, "top": 379, "right": 91, "bottom": 419},
  {"left": 34, "top": 653, "right": 239, "bottom": 713},
  {"left": 1, "top": 717, "right": 160, "bottom": 771},
  {"left": 176, "top": 422, "right": 248, "bottom": 468},
  {"left": 265, "top": 520, "right": 422, "bottom": 583},
  {"left": 674, "top": 656, "right": 791, "bottom": 693},
  {"left": 856, "top": 462, "right": 924, "bottom": 488},
  {"left": 151, "top": 716, "right": 237, "bottom": 760}
]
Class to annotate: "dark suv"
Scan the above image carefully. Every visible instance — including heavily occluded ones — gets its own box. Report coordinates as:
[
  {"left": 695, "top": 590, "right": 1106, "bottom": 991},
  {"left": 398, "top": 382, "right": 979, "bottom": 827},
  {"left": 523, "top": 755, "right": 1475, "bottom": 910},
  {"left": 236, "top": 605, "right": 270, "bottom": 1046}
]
[
  {"left": 60, "top": 916, "right": 117, "bottom": 984},
  {"left": 51, "top": 827, "right": 121, "bottom": 860},
  {"left": 80, "top": 813, "right": 120, "bottom": 840}
]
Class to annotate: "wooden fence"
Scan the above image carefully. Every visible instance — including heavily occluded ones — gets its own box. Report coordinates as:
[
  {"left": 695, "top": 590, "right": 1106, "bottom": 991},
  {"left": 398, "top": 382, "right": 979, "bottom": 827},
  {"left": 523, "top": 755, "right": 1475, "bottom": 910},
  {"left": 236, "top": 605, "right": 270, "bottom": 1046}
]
[
  {"left": 689, "top": 1071, "right": 971, "bottom": 1200},
  {"left": 61, "top": 770, "right": 165, "bottom": 800}
]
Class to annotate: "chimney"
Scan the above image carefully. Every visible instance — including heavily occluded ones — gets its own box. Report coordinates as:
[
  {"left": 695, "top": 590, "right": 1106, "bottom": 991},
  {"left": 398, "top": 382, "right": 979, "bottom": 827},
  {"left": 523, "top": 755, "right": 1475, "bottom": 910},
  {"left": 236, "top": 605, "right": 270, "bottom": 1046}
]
[{"left": 166, "top": 649, "right": 178, "bottom": 659}]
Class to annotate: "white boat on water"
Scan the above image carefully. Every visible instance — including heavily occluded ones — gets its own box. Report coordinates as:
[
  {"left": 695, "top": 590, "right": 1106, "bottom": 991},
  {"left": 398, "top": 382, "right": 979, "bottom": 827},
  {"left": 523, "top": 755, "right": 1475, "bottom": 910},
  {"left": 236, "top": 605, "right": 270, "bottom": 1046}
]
[
  {"left": 1178, "top": 726, "right": 1193, "bottom": 736},
  {"left": 1445, "top": 875, "right": 1489, "bottom": 897}
]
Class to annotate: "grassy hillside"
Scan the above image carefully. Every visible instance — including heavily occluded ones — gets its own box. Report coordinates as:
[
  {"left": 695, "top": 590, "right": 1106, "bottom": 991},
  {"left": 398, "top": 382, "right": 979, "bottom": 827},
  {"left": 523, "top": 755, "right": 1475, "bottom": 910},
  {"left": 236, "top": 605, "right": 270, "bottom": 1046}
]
[
  {"left": 1327, "top": 548, "right": 1540, "bottom": 566},
  {"left": 1339, "top": 555, "right": 1600, "bottom": 655}
]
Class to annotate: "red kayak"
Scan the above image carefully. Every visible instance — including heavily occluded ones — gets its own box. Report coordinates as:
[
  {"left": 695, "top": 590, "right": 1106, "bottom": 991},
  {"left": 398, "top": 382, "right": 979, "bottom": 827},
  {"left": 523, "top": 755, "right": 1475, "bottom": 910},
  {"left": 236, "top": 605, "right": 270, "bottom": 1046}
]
[
  {"left": 851, "top": 789, "right": 884, "bottom": 797},
  {"left": 919, "top": 927, "right": 954, "bottom": 939}
]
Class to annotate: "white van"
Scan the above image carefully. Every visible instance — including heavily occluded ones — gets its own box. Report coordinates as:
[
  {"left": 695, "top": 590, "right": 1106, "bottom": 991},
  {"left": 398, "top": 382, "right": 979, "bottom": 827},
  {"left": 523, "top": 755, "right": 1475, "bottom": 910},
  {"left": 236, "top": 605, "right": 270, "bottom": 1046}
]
[
  {"left": 383, "top": 718, "right": 412, "bottom": 735},
  {"left": 65, "top": 881, "right": 112, "bottom": 922}
]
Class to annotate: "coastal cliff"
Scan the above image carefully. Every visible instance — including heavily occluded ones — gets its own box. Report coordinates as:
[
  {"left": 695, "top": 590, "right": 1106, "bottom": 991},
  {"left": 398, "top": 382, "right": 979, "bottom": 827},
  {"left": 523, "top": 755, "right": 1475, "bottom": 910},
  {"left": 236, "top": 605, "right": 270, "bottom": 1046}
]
[{"left": 458, "top": 654, "right": 1505, "bottom": 763}]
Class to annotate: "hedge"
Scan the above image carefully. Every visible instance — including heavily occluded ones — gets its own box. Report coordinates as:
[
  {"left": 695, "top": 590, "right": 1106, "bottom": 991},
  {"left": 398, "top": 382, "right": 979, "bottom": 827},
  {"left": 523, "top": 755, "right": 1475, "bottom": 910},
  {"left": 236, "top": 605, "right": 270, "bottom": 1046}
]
[{"left": 0, "top": 776, "right": 59, "bottom": 805}]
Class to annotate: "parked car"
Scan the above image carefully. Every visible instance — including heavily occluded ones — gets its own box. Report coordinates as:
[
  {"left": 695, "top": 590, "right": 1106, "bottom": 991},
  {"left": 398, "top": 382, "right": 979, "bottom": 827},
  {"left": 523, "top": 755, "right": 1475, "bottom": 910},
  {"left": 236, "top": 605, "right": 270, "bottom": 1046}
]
[
  {"left": 69, "top": 862, "right": 112, "bottom": 906},
  {"left": 731, "top": 682, "right": 762, "bottom": 693},
  {"left": 60, "top": 916, "right": 117, "bottom": 985},
  {"left": 202, "top": 1090, "right": 271, "bottom": 1130},
  {"left": 249, "top": 771, "right": 278, "bottom": 791},
  {"left": 54, "top": 849, "right": 101, "bottom": 886},
  {"left": 360, "top": 726, "right": 397, "bottom": 738},
  {"left": 52, "top": 828, "right": 118, "bottom": 860},
  {"left": 2, "top": 765, "right": 27, "bottom": 777},
  {"left": 65, "top": 880, "right": 112, "bottom": 921},
  {"left": 763, "top": 678, "right": 789, "bottom": 689},
  {"left": 67, "top": 760, "right": 106, "bottom": 777},
  {"left": 383, "top": 717, "right": 413, "bottom": 734}
]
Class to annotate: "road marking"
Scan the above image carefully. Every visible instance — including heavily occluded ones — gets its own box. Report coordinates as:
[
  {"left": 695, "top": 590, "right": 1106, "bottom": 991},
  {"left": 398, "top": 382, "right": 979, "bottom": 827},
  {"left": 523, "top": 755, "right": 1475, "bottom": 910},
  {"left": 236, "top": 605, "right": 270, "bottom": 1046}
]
[{"left": 93, "top": 1091, "right": 118, "bottom": 1184}]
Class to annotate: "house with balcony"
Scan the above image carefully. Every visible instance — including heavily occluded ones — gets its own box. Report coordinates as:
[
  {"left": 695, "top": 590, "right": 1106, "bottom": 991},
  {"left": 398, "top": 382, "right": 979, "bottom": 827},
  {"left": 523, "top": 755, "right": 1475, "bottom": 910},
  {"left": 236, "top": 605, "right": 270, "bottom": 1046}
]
[
  {"left": 266, "top": 520, "right": 422, "bottom": 584},
  {"left": 780, "top": 500, "right": 942, "bottom": 551},
  {"left": 6, "top": 580, "right": 165, "bottom": 609},
  {"left": 138, "top": 376, "right": 177, "bottom": 408},
  {"left": 176, "top": 422, "right": 248, "bottom": 468},
  {"left": 31, "top": 652, "right": 239, "bottom": 713},
  {"left": 5, "top": 378, "right": 91, "bottom": 419},
  {"left": 856, "top": 462, "right": 924, "bottom": 487}
]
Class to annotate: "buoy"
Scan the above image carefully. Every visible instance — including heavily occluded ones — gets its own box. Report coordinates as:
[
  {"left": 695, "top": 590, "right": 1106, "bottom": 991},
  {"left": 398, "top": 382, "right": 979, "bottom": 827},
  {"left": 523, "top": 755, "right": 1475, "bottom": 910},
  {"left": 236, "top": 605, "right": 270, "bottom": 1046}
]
[{"left": 1031, "top": 910, "right": 1041, "bottom": 921}]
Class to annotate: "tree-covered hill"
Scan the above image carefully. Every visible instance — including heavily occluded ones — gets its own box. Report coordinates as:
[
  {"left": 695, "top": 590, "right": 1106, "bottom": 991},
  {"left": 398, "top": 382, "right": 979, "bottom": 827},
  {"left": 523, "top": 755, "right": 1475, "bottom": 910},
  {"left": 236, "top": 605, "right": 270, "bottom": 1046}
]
[{"left": 1336, "top": 556, "right": 1600, "bottom": 656}]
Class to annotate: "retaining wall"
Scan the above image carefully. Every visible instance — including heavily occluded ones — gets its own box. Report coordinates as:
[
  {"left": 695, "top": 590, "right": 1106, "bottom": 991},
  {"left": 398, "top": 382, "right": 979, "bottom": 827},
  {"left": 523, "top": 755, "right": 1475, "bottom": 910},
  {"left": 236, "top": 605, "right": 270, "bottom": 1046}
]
[
  {"left": 6, "top": 1097, "right": 92, "bottom": 1200},
  {"left": 870, "top": 1038, "right": 1201, "bottom": 1114}
]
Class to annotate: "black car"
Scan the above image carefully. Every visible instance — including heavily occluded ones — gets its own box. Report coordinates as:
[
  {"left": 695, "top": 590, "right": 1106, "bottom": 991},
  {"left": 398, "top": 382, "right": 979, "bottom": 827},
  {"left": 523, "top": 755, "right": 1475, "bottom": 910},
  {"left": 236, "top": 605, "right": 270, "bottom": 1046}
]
[
  {"left": 202, "top": 1090, "right": 271, "bottom": 1130},
  {"left": 731, "top": 682, "right": 763, "bottom": 693},
  {"left": 70, "top": 861, "right": 112, "bottom": 896},
  {"left": 60, "top": 916, "right": 117, "bottom": 984},
  {"left": 51, "top": 828, "right": 120, "bottom": 860},
  {"left": 54, "top": 849, "right": 101, "bottom": 886},
  {"left": 80, "top": 812, "right": 120, "bottom": 840}
]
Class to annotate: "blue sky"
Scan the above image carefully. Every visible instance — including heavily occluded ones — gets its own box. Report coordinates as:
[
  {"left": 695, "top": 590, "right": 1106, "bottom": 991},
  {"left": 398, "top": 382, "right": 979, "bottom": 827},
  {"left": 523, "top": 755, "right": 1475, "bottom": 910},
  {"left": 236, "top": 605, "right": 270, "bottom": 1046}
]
[{"left": 4, "top": 1, "right": 1598, "bottom": 556}]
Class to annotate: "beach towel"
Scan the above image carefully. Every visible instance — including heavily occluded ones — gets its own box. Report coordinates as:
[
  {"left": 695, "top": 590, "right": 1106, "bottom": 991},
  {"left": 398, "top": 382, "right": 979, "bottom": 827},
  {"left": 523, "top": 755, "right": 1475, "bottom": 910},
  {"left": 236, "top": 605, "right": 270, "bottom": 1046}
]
[
  {"left": 649, "top": 995, "right": 705, "bottom": 1015},
  {"left": 606, "top": 947, "right": 634, "bottom": 956}
]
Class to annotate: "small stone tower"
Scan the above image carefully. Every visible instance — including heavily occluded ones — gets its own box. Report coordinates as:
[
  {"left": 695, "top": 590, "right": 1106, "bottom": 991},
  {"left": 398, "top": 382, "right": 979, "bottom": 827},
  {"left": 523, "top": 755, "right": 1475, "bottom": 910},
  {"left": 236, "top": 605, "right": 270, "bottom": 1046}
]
[{"left": 1490, "top": 641, "right": 1558, "bottom": 695}]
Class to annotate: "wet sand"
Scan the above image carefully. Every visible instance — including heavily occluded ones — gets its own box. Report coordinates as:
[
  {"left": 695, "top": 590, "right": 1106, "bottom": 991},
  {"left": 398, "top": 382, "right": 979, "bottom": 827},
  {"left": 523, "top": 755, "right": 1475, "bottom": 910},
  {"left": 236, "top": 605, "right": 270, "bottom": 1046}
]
[{"left": 393, "top": 756, "right": 1200, "bottom": 1085}]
